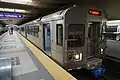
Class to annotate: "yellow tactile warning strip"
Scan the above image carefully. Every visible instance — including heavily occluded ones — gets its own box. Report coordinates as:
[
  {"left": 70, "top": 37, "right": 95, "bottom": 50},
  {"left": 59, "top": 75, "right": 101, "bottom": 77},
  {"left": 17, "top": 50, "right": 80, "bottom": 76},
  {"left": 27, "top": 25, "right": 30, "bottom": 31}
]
[{"left": 18, "top": 33, "right": 77, "bottom": 80}]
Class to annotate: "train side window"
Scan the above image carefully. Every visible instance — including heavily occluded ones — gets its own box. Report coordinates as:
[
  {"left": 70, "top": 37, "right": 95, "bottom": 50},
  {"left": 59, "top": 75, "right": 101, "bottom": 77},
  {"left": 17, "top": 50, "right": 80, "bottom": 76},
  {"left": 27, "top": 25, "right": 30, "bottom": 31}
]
[
  {"left": 34, "top": 26, "right": 39, "bottom": 37},
  {"left": 27, "top": 26, "right": 30, "bottom": 34},
  {"left": 21, "top": 27, "right": 24, "bottom": 32},
  {"left": 31, "top": 26, "right": 35, "bottom": 36},
  {"left": 56, "top": 24, "right": 63, "bottom": 46},
  {"left": 28, "top": 26, "right": 31, "bottom": 34}
]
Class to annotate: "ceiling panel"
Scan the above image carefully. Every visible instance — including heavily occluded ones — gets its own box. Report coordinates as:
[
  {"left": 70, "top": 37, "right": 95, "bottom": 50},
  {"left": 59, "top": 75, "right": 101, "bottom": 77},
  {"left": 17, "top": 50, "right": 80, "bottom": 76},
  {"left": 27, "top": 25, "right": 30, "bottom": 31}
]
[{"left": 0, "top": 0, "right": 120, "bottom": 25}]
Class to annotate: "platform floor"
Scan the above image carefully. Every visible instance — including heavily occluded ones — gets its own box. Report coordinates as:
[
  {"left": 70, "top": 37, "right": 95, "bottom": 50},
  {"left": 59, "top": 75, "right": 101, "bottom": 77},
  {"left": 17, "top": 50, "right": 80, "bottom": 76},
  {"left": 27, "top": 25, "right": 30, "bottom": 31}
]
[
  {"left": 0, "top": 31, "right": 76, "bottom": 80},
  {"left": 0, "top": 31, "right": 54, "bottom": 80}
]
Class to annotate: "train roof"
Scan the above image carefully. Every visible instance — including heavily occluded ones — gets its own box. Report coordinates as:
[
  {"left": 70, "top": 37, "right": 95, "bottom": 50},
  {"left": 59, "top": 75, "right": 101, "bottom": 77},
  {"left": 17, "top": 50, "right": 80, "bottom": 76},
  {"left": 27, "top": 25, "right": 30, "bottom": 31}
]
[{"left": 41, "top": 8, "right": 69, "bottom": 22}]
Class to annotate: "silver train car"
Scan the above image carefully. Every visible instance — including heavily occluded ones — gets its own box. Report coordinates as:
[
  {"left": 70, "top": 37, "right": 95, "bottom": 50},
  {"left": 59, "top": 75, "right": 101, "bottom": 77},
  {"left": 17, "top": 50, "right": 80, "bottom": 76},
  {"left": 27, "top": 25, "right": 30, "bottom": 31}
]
[
  {"left": 103, "top": 21, "right": 120, "bottom": 41},
  {"left": 19, "top": 6, "right": 107, "bottom": 71}
]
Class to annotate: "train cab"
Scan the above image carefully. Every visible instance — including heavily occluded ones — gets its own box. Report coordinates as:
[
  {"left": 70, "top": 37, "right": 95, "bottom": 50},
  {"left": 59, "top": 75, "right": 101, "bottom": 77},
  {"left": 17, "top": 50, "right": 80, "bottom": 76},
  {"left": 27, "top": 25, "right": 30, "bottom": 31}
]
[
  {"left": 41, "top": 6, "right": 107, "bottom": 70},
  {"left": 63, "top": 6, "right": 107, "bottom": 70}
]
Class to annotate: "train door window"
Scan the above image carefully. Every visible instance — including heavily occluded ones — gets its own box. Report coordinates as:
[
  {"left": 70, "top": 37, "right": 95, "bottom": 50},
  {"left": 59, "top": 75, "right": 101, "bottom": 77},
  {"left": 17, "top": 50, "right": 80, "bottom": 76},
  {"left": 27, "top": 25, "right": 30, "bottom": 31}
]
[
  {"left": 88, "top": 22, "right": 101, "bottom": 57},
  {"left": 43, "top": 23, "right": 51, "bottom": 56},
  {"left": 88, "top": 22, "right": 101, "bottom": 38},
  {"left": 56, "top": 24, "right": 63, "bottom": 46},
  {"left": 21, "top": 27, "right": 24, "bottom": 32},
  {"left": 68, "top": 24, "right": 85, "bottom": 48}
]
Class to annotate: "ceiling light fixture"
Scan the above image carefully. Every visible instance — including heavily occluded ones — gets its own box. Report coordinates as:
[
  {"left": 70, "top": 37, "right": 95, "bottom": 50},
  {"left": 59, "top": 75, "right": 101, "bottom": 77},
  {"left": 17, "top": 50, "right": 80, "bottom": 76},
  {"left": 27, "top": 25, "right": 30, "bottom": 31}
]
[
  {"left": 0, "top": 8, "right": 29, "bottom": 13},
  {"left": 0, "top": 8, "right": 4, "bottom": 11},
  {"left": 4, "top": 8, "right": 14, "bottom": 12},
  {"left": 1, "top": 0, "right": 32, "bottom": 4},
  {"left": 15, "top": 9, "right": 29, "bottom": 13}
]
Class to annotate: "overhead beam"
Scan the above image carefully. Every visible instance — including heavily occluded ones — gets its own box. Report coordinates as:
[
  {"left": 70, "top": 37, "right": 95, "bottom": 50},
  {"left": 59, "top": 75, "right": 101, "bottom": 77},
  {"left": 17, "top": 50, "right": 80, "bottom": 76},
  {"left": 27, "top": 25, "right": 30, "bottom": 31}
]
[
  {"left": 0, "top": 2, "right": 55, "bottom": 10},
  {"left": 39, "top": 0, "right": 73, "bottom": 4}
]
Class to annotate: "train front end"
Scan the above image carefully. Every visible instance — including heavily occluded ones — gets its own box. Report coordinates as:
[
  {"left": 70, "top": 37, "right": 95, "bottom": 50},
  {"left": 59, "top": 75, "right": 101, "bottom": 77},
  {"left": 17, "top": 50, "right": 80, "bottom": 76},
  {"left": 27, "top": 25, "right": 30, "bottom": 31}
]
[{"left": 63, "top": 6, "right": 107, "bottom": 71}]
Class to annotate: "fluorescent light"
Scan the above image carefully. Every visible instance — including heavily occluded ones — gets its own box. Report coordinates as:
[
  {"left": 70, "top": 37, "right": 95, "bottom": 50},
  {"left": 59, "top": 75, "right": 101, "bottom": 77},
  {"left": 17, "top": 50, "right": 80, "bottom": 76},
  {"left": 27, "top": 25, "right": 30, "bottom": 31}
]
[
  {"left": 4, "top": 8, "right": 14, "bottom": 12},
  {"left": 1, "top": 0, "right": 32, "bottom": 4},
  {"left": 0, "top": 8, "right": 4, "bottom": 11},
  {"left": 0, "top": 8, "right": 29, "bottom": 13},
  {"left": 15, "top": 9, "right": 29, "bottom": 13}
]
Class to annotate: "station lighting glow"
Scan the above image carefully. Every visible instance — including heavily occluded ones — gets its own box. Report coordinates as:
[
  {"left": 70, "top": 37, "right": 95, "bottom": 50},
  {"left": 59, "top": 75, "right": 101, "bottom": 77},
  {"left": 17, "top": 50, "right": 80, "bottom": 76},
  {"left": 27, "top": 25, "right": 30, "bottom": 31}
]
[
  {"left": 4, "top": 8, "right": 14, "bottom": 12},
  {"left": 0, "top": 8, "right": 29, "bottom": 13},
  {"left": 15, "top": 9, "right": 29, "bottom": 13},
  {"left": 1, "top": 0, "right": 32, "bottom": 4},
  {"left": 0, "top": 8, "right": 4, "bottom": 11}
]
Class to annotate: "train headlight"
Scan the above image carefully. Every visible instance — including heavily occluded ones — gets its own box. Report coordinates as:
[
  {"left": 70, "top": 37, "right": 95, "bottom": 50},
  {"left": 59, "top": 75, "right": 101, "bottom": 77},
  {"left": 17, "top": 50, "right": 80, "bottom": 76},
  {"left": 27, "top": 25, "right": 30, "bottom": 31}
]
[
  {"left": 74, "top": 53, "right": 82, "bottom": 61},
  {"left": 101, "top": 48, "right": 103, "bottom": 54},
  {"left": 80, "top": 53, "right": 82, "bottom": 60},
  {"left": 74, "top": 54, "right": 79, "bottom": 59}
]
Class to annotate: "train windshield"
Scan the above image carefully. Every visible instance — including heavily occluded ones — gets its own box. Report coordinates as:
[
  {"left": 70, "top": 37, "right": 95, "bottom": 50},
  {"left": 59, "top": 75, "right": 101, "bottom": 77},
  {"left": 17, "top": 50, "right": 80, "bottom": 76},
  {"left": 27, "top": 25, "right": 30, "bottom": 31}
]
[
  {"left": 67, "top": 24, "right": 85, "bottom": 48},
  {"left": 105, "top": 26, "right": 117, "bottom": 32}
]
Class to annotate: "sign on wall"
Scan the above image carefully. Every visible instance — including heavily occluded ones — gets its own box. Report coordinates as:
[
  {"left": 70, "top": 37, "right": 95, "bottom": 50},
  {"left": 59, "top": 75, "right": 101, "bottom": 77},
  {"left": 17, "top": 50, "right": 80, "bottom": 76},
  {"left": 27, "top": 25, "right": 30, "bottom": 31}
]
[{"left": 0, "top": 14, "right": 23, "bottom": 18}]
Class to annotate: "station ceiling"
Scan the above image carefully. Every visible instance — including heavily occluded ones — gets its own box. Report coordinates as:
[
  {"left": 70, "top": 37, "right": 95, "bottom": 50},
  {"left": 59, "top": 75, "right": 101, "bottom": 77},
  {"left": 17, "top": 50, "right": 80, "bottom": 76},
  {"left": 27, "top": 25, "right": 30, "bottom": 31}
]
[{"left": 0, "top": 0, "right": 119, "bottom": 26}]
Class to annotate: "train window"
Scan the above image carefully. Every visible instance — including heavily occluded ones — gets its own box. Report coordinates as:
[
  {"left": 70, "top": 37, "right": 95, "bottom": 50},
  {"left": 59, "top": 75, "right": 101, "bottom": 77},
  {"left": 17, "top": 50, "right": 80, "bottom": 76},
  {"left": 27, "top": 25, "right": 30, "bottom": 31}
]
[
  {"left": 68, "top": 24, "right": 85, "bottom": 48},
  {"left": 31, "top": 26, "right": 35, "bottom": 36},
  {"left": 27, "top": 26, "right": 30, "bottom": 34},
  {"left": 88, "top": 22, "right": 101, "bottom": 38},
  {"left": 21, "top": 27, "right": 24, "bottom": 32},
  {"left": 28, "top": 26, "right": 30, "bottom": 34},
  {"left": 34, "top": 26, "right": 39, "bottom": 32},
  {"left": 107, "top": 26, "right": 117, "bottom": 28},
  {"left": 34, "top": 26, "right": 39, "bottom": 37},
  {"left": 56, "top": 24, "right": 63, "bottom": 46}
]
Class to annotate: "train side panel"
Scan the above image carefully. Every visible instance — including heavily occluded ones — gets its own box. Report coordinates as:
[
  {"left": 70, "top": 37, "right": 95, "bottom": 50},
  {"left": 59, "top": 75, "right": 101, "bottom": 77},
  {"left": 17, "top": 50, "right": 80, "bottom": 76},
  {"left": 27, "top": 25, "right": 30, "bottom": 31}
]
[
  {"left": 26, "top": 23, "right": 44, "bottom": 50},
  {"left": 50, "top": 20, "right": 64, "bottom": 64}
]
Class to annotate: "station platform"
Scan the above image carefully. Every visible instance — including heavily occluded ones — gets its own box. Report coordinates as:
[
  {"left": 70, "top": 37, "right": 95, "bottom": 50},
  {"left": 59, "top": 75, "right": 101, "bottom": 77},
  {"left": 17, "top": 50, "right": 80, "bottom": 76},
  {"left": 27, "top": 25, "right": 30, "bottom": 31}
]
[{"left": 0, "top": 31, "right": 76, "bottom": 80}]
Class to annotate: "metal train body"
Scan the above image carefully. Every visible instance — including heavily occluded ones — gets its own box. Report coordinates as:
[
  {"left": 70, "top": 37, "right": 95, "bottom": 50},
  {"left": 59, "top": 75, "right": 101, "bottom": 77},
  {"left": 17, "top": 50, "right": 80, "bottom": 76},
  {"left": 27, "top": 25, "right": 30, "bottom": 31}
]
[
  {"left": 104, "top": 21, "right": 120, "bottom": 41},
  {"left": 19, "top": 6, "right": 107, "bottom": 71}
]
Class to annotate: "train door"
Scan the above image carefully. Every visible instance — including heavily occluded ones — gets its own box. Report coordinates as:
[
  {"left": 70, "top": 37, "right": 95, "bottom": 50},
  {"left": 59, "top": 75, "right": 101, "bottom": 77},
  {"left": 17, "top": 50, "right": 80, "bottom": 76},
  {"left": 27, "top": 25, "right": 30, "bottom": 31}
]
[
  {"left": 43, "top": 23, "right": 51, "bottom": 56},
  {"left": 25, "top": 26, "right": 27, "bottom": 38},
  {"left": 87, "top": 22, "right": 101, "bottom": 57}
]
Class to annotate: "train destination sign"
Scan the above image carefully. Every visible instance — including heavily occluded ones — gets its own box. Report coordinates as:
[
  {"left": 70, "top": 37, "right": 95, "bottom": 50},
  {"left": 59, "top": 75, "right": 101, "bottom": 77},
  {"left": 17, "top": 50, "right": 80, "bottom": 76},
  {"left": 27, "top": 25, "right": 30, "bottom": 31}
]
[
  {"left": 0, "top": 14, "right": 23, "bottom": 18},
  {"left": 89, "top": 9, "right": 102, "bottom": 16}
]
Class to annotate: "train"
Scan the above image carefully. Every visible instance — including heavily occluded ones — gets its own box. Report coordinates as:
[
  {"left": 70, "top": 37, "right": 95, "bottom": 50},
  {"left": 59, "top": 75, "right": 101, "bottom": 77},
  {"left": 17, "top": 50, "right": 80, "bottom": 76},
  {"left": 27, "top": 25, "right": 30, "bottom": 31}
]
[
  {"left": 103, "top": 21, "right": 120, "bottom": 41},
  {"left": 19, "top": 6, "right": 107, "bottom": 71}
]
